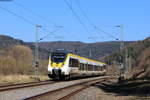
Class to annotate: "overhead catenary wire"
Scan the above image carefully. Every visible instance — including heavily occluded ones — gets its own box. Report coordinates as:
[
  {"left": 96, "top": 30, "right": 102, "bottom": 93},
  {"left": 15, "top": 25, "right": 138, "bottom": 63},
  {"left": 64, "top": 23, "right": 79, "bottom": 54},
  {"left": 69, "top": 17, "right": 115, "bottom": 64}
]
[
  {"left": 0, "top": 0, "right": 118, "bottom": 41},
  {"left": 0, "top": 6, "right": 61, "bottom": 39},
  {"left": 13, "top": 1, "right": 62, "bottom": 28},
  {"left": 64, "top": 0, "right": 91, "bottom": 34},
  {"left": 69, "top": 0, "right": 72, "bottom": 7},
  {"left": 39, "top": 28, "right": 61, "bottom": 41},
  {"left": 13, "top": 1, "right": 68, "bottom": 40},
  {"left": 75, "top": 0, "right": 95, "bottom": 28},
  {"left": 75, "top": 0, "right": 104, "bottom": 39},
  {"left": 0, "top": 5, "right": 35, "bottom": 25},
  {"left": 75, "top": 0, "right": 119, "bottom": 40},
  {"left": 94, "top": 26, "right": 119, "bottom": 40}
]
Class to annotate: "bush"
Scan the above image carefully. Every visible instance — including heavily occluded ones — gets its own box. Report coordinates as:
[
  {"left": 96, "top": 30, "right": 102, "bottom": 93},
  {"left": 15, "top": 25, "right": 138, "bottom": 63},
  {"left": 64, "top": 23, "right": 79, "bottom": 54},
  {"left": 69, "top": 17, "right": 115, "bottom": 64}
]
[{"left": 0, "top": 45, "right": 33, "bottom": 75}]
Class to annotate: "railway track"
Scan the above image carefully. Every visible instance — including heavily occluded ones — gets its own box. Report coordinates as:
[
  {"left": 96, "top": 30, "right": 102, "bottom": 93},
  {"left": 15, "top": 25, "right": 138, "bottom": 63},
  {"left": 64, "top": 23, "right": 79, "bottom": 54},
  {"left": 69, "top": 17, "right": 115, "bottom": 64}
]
[
  {"left": 22, "top": 76, "right": 114, "bottom": 100},
  {"left": 0, "top": 80, "right": 57, "bottom": 92}
]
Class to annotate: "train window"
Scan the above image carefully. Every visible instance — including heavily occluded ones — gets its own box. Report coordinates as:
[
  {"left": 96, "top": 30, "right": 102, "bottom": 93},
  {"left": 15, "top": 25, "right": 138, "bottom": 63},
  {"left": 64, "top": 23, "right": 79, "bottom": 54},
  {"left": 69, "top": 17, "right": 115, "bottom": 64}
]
[
  {"left": 96, "top": 65, "right": 99, "bottom": 71},
  {"left": 82, "top": 63, "right": 84, "bottom": 70},
  {"left": 93, "top": 65, "right": 95, "bottom": 71},
  {"left": 85, "top": 64, "right": 88, "bottom": 71},
  {"left": 97, "top": 66, "right": 99, "bottom": 71},
  {"left": 94, "top": 65, "right": 98, "bottom": 71},
  {"left": 100, "top": 66, "right": 102, "bottom": 71},
  {"left": 69, "top": 58, "right": 79, "bottom": 67},
  {"left": 94, "top": 65, "right": 96, "bottom": 71},
  {"left": 79, "top": 63, "right": 81, "bottom": 70},
  {"left": 91, "top": 65, "right": 93, "bottom": 71},
  {"left": 51, "top": 53, "right": 66, "bottom": 63},
  {"left": 79, "top": 63, "right": 84, "bottom": 70},
  {"left": 98, "top": 66, "right": 101, "bottom": 71},
  {"left": 87, "top": 64, "right": 90, "bottom": 71},
  {"left": 92, "top": 65, "right": 94, "bottom": 71},
  {"left": 87, "top": 64, "right": 93, "bottom": 71},
  {"left": 99, "top": 66, "right": 101, "bottom": 71},
  {"left": 87, "top": 64, "right": 89, "bottom": 70},
  {"left": 103, "top": 65, "right": 106, "bottom": 69}
]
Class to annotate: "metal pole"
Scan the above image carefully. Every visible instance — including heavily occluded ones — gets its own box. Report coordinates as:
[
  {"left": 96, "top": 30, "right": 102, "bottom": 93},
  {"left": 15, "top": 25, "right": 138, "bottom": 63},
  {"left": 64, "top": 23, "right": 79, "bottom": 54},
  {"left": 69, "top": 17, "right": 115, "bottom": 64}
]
[
  {"left": 120, "top": 25, "right": 124, "bottom": 51},
  {"left": 35, "top": 24, "right": 41, "bottom": 81},
  {"left": 119, "top": 25, "right": 125, "bottom": 79},
  {"left": 116, "top": 25, "right": 125, "bottom": 80},
  {"left": 89, "top": 48, "right": 92, "bottom": 58},
  {"left": 125, "top": 46, "right": 128, "bottom": 77}
]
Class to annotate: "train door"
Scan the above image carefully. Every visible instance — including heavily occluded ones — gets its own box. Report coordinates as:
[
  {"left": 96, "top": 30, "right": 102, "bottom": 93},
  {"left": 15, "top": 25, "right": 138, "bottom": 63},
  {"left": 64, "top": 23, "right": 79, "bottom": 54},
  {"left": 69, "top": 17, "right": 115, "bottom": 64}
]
[{"left": 69, "top": 58, "right": 79, "bottom": 74}]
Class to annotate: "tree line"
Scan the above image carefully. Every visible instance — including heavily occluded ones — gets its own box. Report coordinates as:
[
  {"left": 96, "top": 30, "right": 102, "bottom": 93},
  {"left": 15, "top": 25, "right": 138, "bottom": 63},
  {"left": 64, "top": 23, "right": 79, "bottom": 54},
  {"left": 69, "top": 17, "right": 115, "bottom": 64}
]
[{"left": 0, "top": 45, "right": 48, "bottom": 75}]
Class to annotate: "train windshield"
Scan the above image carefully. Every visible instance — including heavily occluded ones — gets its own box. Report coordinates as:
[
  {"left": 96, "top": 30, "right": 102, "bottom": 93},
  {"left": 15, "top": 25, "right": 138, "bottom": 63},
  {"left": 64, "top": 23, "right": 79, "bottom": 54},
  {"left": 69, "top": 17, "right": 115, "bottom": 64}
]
[{"left": 51, "top": 53, "right": 66, "bottom": 63}]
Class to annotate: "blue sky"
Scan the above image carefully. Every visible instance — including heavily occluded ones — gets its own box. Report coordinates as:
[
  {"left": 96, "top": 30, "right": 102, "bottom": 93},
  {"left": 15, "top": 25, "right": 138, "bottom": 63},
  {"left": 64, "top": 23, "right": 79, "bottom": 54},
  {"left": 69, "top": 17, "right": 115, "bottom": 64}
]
[{"left": 0, "top": 0, "right": 150, "bottom": 43}]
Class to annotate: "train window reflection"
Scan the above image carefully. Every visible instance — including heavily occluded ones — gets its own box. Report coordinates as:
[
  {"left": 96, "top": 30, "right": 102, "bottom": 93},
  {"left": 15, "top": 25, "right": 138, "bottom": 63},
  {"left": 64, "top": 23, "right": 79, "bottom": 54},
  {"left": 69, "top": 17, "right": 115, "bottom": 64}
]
[{"left": 51, "top": 53, "right": 66, "bottom": 63}]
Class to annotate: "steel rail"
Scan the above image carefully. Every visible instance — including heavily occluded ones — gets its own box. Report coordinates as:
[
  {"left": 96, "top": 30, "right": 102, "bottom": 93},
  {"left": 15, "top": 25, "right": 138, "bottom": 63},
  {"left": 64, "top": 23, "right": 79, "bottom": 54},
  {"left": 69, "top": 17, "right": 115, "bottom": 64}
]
[
  {"left": 58, "top": 78, "right": 113, "bottom": 100},
  {"left": 23, "top": 76, "right": 114, "bottom": 100},
  {"left": 0, "top": 80, "right": 50, "bottom": 88},
  {"left": 0, "top": 81, "right": 57, "bottom": 92}
]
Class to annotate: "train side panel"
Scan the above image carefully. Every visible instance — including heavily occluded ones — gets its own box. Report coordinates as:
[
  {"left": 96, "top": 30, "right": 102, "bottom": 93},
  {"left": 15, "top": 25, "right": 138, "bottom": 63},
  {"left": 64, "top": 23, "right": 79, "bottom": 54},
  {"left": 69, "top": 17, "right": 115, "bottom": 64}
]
[{"left": 48, "top": 52, "right": 107, "bottom": 80}]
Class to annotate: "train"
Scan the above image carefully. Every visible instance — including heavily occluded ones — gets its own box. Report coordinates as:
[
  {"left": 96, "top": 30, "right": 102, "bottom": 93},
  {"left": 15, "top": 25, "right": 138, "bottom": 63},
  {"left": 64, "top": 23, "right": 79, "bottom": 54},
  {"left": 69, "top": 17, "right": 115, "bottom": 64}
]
[{"left": 48, "top": 49, "right": 107, "bottom": 80}]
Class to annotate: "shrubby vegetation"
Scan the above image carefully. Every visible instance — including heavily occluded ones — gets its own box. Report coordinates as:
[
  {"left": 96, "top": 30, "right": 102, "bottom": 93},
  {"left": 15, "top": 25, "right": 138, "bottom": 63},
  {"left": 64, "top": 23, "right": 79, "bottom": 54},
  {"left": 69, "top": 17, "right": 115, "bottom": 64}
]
[
  {"left": 105, "top": 37, "right": 150, "bottom": 78},
  {"left": 0, "top": 45, "right": 48, "bottom": 75}
]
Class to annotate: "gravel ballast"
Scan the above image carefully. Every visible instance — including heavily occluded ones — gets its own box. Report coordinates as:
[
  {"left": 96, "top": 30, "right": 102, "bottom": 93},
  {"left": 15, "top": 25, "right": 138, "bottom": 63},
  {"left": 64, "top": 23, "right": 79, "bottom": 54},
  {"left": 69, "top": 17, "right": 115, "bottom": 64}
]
[{"left": 0, "top": 76, "right": 108, "bottom": 100}]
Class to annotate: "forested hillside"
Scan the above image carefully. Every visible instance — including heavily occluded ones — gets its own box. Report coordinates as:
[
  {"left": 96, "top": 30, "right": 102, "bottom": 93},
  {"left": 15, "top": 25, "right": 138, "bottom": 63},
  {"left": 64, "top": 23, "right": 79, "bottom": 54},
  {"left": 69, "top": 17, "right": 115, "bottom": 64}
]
[
  {"left": 37, "top": 41, "right": 122, "bottom": 60},
  {"left": 0, "top": 35, "right": 129, "bottom": 60},
  {"left": 106, "top": 37, "right": 150, "bottom": 78},
  {"left": 0, "top": 35, "right": 24, "bottom": 48}
]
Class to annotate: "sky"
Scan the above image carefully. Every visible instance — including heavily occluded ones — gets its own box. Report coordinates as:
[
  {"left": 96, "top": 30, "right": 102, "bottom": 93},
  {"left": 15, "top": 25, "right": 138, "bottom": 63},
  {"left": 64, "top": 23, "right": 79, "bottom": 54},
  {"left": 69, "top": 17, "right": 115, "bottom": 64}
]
[{"left": 0, "top": 0, "right": 150, "bottom": 43}]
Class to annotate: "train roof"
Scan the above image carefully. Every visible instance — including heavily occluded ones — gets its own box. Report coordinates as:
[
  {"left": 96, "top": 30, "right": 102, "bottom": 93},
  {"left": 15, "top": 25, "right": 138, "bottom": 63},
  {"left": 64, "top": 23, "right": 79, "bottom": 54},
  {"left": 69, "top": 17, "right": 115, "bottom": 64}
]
[
  {"left": 68, "top": 53, "right": 106, "bottom": 65},
  {"left": 52, "top": 49, "right": 106, "bottom": 65}
]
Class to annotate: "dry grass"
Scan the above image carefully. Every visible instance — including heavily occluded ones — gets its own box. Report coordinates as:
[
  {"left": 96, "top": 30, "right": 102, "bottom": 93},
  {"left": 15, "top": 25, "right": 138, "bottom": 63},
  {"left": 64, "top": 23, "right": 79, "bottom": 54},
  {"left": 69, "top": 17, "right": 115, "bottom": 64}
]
[{"left": 0, "top": 75, "right": 50, "bottom": 84}]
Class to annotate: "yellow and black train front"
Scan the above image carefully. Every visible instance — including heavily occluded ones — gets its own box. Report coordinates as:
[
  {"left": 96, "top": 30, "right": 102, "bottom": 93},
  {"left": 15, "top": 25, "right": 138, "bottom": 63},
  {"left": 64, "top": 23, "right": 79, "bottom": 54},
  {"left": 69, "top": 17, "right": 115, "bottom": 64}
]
[
  {"left": 48, "top": 50, "right": 68, "bottom": 80},
  {"left": 48, "top": 49, "right": 107, "bottom": 80}
]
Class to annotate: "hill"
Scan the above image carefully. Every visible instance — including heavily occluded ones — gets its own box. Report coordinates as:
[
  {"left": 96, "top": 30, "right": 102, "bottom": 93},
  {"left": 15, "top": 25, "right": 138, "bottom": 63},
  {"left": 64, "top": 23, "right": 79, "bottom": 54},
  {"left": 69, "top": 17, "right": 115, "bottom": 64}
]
[
  {"left": 0, "top": 35, "right": 132, "bottom": 60},
  {"left": 37, "top": 41, "right": 123, "bottom": 60},
  {"left": 106, "top": 36, "right": 150, "bottom": 78},
  {"left": 0, "top": 35, "right": 24, "bottom": 48}
]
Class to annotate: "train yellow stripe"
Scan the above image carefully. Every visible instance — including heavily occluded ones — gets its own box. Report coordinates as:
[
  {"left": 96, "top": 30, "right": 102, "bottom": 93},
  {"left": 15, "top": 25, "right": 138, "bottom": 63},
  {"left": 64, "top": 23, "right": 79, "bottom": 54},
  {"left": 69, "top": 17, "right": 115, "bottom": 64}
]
[
  {"left": 50, "top": 53, "right": 106, "bottom": 68},
  {"left": 68, "top": 53, "right": 106, "bottom": 65}
]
